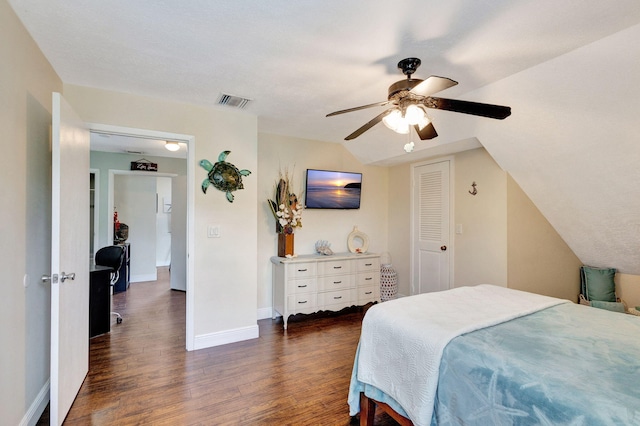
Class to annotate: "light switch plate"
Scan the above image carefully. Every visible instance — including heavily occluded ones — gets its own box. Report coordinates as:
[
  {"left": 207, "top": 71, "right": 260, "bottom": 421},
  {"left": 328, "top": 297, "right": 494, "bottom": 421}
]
[{"left": 207, "top": 225, "right": 220, "bottom": 238}]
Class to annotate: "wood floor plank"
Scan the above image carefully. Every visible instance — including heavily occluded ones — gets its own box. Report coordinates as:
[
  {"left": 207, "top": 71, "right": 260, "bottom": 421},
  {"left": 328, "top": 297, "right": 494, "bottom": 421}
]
[{"left": 38, "top": 267, "right": 401, "bottom": 425}]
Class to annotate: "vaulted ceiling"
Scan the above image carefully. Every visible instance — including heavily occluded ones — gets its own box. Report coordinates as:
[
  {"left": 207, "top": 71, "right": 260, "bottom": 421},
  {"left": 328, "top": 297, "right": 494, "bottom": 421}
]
[{"left": 9, "top": 0, "right": 640, "bottom": 274}]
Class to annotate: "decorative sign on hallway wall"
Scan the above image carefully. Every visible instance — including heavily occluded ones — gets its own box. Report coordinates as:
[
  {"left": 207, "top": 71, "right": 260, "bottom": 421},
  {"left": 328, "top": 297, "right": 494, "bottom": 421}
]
[
  {"left": 199, "top": 150, "right": 251, "bottom": 202},
  {"left": 131, "top": 159, "right": 158, "bottom": 172}
]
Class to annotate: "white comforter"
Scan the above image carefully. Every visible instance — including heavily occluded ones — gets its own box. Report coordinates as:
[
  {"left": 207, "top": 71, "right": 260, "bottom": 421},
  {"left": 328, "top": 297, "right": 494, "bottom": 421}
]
[{"left": 354, "top": 285, "right": 568, "bottom": 425}]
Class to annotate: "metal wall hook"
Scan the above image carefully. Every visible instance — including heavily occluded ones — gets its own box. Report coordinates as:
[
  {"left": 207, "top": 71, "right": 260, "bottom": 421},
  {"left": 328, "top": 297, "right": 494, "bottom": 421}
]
[{"left": 469, "top": 181, "right": 477, "bottom": 196}]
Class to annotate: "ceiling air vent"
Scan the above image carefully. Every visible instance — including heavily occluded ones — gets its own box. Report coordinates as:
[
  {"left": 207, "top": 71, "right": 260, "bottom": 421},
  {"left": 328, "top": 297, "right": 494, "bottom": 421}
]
[{"left": 217, "top": 93, "right": 252, "bottom": 109}]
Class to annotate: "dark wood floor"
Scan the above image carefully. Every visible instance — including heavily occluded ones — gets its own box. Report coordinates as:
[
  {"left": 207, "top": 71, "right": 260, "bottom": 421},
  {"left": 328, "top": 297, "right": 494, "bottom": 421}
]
[{"left": 39, "top": 267, "right": 400, "bottom": 425}]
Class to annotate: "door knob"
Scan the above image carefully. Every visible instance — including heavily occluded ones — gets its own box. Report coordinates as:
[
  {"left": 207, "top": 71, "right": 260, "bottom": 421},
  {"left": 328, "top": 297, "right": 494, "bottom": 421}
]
[
  {"left": 60, "top": 272, "right": 76, "bottom": 282},
  {"left": 440, "top": 245, "right": 447, "bottom": 251}
]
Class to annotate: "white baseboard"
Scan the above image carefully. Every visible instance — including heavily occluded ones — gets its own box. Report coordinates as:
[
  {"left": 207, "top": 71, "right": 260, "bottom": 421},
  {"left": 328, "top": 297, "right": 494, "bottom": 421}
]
[
  {"left": 257, "top": 307, "right": 274, "bottom": 320},
  {"left": 194, "top": 324, "right": 259, "bottom": 350},
  {"left": 130, "top": 273, "right": 157, "bottom": 283},
  {"left": 20, "top": 378, "right": 49, "bottom": 426}
]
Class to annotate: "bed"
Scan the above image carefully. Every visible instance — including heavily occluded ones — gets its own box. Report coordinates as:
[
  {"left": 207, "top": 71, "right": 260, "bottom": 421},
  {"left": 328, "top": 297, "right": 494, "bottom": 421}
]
[{"left": 348, "top": 285, "right": 640, "bottom": 425}]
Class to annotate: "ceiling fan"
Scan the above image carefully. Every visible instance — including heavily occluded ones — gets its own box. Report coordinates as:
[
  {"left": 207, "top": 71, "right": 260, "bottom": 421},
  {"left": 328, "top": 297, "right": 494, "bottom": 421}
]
[{"left": 326, "top": 57, "right": 511, "bottom": 141}]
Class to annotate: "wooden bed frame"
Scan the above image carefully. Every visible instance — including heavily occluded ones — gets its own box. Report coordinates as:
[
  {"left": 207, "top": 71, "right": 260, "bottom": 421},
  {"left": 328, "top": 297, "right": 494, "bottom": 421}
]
[{"left": 359, "top": 392, "right": 413, "bottom": 426}]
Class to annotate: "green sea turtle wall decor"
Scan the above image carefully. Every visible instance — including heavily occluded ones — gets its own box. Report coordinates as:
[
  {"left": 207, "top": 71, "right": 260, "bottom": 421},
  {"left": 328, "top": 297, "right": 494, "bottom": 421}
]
[{"left": 200, "top": 151, "right": 251, "bottom": 202}]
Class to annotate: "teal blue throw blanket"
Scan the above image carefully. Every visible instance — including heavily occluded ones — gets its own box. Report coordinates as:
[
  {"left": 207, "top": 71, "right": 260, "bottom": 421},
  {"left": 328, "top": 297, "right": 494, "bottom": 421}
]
[
  {"left": 433, "top": 303, "right": 640, "bottom": 424},
  {"left": 350, "top": 302, "right": 640, "bottom": 425}
]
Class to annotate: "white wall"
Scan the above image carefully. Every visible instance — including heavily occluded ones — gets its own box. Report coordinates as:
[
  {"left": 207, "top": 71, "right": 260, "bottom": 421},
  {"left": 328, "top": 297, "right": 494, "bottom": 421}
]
[
  {"left": 156, "top": 176, "right": 172, "bottom": 267},
  {"left": 387, "top": 164, "right": 412, "bottom": 296},
  {"left": 388, "top": 148, "right": 509, "bottom": 296},
  {"left": 1, "top": 1, "right": 62, "bottom": 423},
  {"left": 257, "top": 133, "right": 389, "bottom": 317},
  {"left": 114, "top": 174, "right": 157, "bottom": 282},
  {"left": 64, "top": 84, "right": 259, "bottom": 347},
  {"left": 468, "top": 24, "right": 640, "bottom": 277},
  {"left": 453, "top": 149, "right": 508, "bottom": 287}
]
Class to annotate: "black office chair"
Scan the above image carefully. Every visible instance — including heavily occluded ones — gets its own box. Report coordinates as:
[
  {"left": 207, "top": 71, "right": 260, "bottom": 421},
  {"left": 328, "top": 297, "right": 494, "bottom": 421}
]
[{"left": 95, "top": 245, "right": 125, "bottom": 324}]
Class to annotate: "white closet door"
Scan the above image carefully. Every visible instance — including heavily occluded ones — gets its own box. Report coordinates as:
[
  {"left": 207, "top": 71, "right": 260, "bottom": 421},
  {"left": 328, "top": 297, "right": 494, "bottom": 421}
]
[{"left": 412, "top": 160, "right": 451, "bottom": 295}]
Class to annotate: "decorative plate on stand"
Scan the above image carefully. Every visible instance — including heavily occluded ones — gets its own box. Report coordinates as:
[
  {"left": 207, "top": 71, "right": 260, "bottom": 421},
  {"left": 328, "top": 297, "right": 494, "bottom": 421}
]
[{"left": 347, "top": 226, "right": 369, "bottom": 253}]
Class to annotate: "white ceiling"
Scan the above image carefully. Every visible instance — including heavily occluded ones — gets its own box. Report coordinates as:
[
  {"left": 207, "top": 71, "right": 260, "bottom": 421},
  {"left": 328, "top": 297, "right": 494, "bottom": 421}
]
[
  {"left": 9, "top": 0, "right": 640, "bottom": 158},
  {"left": 9, "top": 1, "right": 640, "bottom": 275},
  {"left": 90, "top": 132, "right": 187, "bottom": 159}
]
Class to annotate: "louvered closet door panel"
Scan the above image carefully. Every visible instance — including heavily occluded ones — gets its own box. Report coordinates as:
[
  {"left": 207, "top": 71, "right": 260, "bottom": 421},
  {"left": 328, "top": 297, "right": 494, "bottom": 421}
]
[
  {"left": 419, "top": 170, "right": 444, "bottom": 243},
  {"left": 413, "top": 161, "right": 450, "bottom": 295}
]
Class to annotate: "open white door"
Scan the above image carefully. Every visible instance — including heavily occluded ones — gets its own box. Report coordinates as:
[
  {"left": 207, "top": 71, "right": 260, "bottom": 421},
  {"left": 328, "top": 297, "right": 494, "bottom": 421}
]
[
  {"left": 412, "top": 160, "right": 451, "bottom": 295},
  {"left": 48, "top": 92, "right": 90, "bottom": 425}
]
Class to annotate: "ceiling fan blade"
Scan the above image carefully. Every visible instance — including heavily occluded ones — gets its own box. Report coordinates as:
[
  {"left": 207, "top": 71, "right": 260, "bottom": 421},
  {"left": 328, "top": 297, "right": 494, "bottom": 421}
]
[
  {"left": 425, "top": 97, "right": 511, "bottom": 119},
  {"left": 326, "top": 100, "right": 392, "bottom": 117},
  {"left": 414, "top": 122, "right": 438, "bottom": 140},
  {"left": 410, "top": 76, "right": 458, "bottom": 97},
  {"left": 344, "top": 109, "right": 392, "bottom": 140}
]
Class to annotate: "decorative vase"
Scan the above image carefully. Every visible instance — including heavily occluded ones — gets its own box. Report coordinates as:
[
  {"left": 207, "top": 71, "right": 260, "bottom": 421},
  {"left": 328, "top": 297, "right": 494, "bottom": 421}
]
[
  {"left": 380, "top": 252, "right": 398, "bottom": 301},
  {"left": 114, "top": 223, "right": 129, "bottom": 244},
  {"left": 278, "top": 233, "right": 294, "bottom": 257}
]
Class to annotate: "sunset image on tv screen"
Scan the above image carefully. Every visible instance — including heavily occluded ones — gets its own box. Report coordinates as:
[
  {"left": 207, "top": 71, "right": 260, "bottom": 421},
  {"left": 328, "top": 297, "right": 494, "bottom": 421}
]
[{"left": 305, "top": 169, "right": 361, "bottom": 209}]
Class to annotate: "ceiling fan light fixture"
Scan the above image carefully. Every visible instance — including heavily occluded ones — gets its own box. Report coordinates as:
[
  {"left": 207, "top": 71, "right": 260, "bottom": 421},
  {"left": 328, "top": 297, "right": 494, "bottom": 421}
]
[
  {"left": 165, "top": 141, "right": 180, "bottom": 152},
  {"left": 395, "top": 121, "right": 410, "bottom": 134},
  {"left": 382, "top": 109, "right": 401, "bottom": 129},
  {"left": 382, "top": 109, "right": 410, "bottom": 134},
  {"left": 416, "top": 110, "right": 432, "bottom": 130},
  {"left": 405, "top": 104, "right": 424, "bottom": 125}
]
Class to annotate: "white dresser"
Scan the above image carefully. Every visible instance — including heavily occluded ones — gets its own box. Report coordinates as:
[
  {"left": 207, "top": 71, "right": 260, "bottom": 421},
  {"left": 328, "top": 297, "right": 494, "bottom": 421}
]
[{"left": 271, "top": 252, "right": 380, "bottom": 329}]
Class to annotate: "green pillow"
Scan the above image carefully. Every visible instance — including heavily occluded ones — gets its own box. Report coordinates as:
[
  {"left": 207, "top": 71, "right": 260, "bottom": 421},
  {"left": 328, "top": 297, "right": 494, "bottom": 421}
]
[
  {"left": 580, "top": 266, "right": 616, "bottom": 302},
  {"left": 589, "top": 300, "right": 625, "bottom": 313}
]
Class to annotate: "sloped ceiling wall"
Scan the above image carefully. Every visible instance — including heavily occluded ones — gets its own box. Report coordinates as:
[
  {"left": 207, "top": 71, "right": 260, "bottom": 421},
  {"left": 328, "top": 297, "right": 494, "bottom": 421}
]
[
  {"left": 464, "top": 24, "right": 640, "bottom": 275},
  {"left": 346, "top": 24, "right": 640, "bottom": 276}
]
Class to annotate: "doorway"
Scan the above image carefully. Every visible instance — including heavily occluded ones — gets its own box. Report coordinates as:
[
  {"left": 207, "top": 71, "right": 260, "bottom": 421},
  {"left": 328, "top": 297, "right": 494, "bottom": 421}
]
[
  {"left": 89, "top": 123, "right": 196, "bottom": 350},
  {"left": 110, "top": 171, "right": 179, "bottom": 283}
]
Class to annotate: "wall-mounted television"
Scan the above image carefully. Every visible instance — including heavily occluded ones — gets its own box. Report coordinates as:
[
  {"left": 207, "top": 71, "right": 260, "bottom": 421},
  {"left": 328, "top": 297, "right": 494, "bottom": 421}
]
[{"left": 305, "top": 169, "right": 362, "bottom": 209}]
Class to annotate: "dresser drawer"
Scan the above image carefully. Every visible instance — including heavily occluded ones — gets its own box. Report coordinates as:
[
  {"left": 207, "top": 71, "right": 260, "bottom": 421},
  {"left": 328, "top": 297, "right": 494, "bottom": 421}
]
[
  {"left": 357, "top": 285, "right": 379, "bottom": 304},
  {"left": 287, "top": 293, "right": 317, "bottom": 314},
  {"left": 286, "top": 262, "right": 317, "bottom": 279},
  {"left": 286, "top": 278, "right": 317, "bottom": 294},
  {"left": 318, "top": 274, "right": 353, "bottom": 291},
  {"left": 319, "top": 259, "right": 352, "bottom": 275},
  {"left": 356, "top": 257, "right": 380, "bottom": 272},
  {"left": 356, "top": 270, "right": 379, "bottom": 287},
  {"left": 319, "top": 289, "right": 353, "bottom": 310}
]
